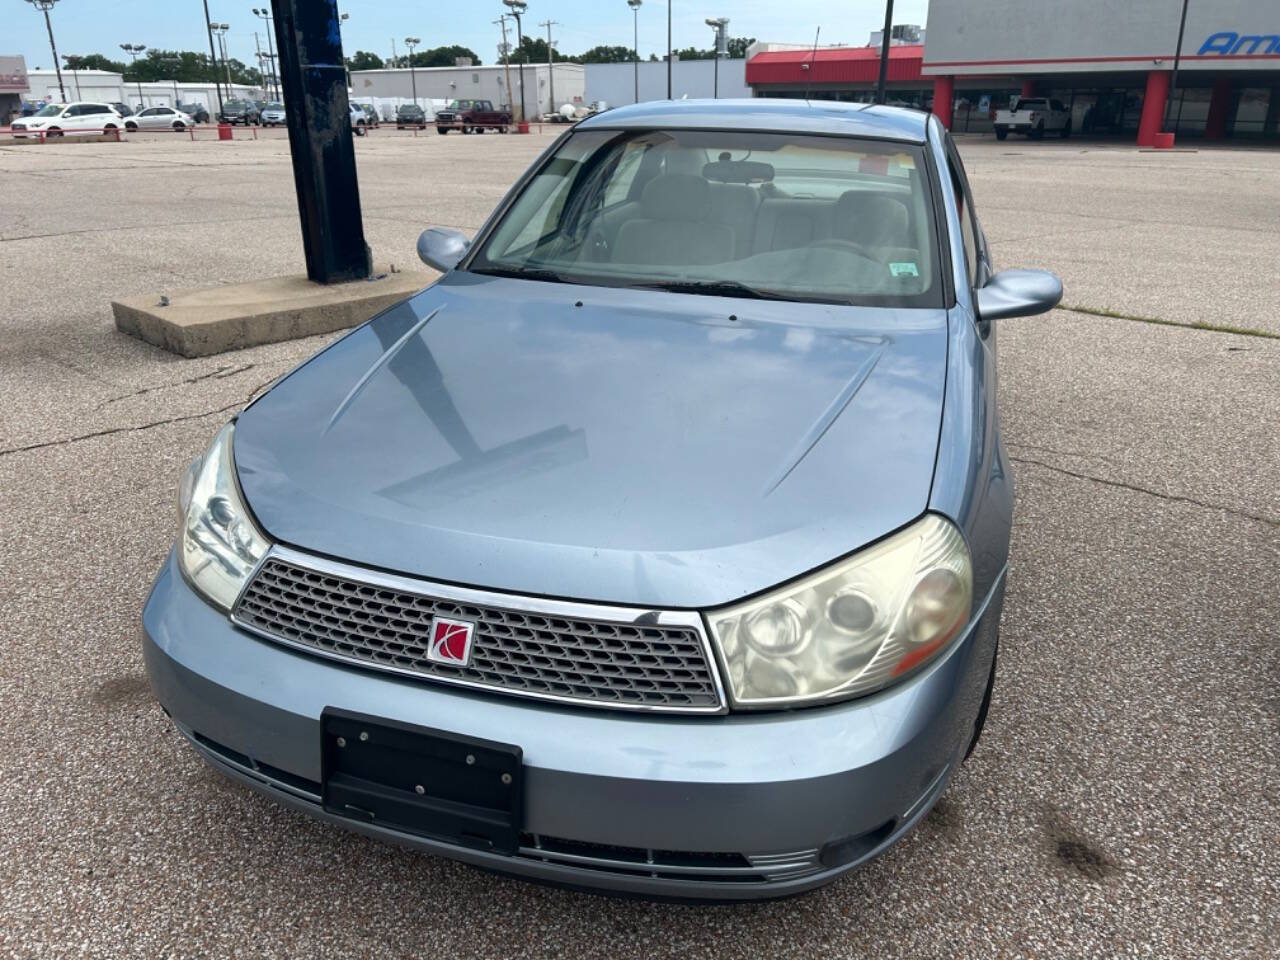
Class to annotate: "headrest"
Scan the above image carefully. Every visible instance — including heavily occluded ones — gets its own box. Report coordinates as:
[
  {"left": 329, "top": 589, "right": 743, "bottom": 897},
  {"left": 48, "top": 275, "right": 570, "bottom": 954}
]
[
  {"left": 641, "top": 173, "right": 711, "bottom": 221},
  {"left": 834, "top": 191, "right": 910, "bottom": 247}
]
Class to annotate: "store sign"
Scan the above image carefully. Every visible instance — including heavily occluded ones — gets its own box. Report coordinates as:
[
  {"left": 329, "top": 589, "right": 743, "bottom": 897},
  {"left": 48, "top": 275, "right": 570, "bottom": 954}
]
[
  {"left": 0, "top": 55, "right": 30, "bottom": 93},
  {"left": 1197, "top": 32, "right": 1280, "bottom": 56}
]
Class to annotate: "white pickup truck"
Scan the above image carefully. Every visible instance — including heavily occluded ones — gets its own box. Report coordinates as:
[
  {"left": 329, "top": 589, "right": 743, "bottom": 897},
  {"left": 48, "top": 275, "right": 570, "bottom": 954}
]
[{"left": 994, "top": 97, "right": 1071, "bottom": 140}]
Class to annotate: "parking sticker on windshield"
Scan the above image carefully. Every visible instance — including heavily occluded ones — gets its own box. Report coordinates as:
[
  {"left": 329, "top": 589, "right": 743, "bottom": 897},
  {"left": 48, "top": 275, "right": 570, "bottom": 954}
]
[{"left": 889, "top": 261, "right": 920, "bottom": 278}]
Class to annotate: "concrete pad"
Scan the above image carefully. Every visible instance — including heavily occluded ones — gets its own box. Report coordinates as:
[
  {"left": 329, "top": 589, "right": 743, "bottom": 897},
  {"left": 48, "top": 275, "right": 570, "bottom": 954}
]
[
  {"left": 4, "top": 132, "right": 124, "bottom": 146},
  {"left": 111, "top": 267, "right": 432, "bottom": 357}
]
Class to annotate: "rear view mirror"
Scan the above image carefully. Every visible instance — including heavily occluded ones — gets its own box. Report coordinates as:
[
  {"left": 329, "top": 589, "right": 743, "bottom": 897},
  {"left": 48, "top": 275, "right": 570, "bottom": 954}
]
[
  {"left": 975, "top": 269, "right": 1062, "bottom": 321},
  {"left": 417, "top": 227, "right": 470, "bottom": 272}
]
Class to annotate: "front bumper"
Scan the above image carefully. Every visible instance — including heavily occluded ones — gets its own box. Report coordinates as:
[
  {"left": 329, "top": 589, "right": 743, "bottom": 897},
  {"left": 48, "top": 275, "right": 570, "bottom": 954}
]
[{"left": 143, "top": 550, "right": 1003, "bottom": 900}]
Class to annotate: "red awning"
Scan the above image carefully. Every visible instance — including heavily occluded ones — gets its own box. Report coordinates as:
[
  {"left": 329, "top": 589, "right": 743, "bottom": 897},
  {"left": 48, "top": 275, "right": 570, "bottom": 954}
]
[{"left": 746, "top": 44, "right": 924, "bottom": 87}]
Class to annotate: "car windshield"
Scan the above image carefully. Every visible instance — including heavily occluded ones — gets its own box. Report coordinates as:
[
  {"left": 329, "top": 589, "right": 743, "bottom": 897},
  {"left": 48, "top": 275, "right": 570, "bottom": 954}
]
[
  {"left": 468, "top": 128, "right": 941, "bottom": 307},
  {"left": 449, "top": 100, "right": 474, "bottom": 110},
  {"left": 225, "top": 100, "right": 246, "bottom": 110},
  {"left": 35, "top": 104, "right": 64, "bottom": 117},
  {"left": 1016, "top": 99, "right": 1048, "bottom": 111},
  {"left": 267, "top": 102, "right": 283, "bottom": 110}
]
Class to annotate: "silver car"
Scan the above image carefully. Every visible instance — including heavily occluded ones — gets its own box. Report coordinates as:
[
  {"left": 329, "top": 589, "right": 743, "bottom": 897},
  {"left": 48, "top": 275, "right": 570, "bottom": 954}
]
[
  {"left": 144, "top": 99, "right": 1061, "bottom": 900},
  {"left": 260, "top": 102, "right": 286, "bottom": 126},
  {"left": 124, "top": 106, "right": 196, "bottom": 132}
]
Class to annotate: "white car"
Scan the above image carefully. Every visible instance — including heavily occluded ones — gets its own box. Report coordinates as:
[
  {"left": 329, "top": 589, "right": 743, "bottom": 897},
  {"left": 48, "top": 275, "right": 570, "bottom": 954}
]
[
  {"left": 124, "top": 106, "right": 196, "bottom": 132},
  {"left": 349, "top": 103, "right": 367, "bottom": 136},
  {"left": 993, "top": 97, "right": 1071, "bottom": 140},
  {"left": 10, "top": 102, "right": 124, "bottom": 138}
]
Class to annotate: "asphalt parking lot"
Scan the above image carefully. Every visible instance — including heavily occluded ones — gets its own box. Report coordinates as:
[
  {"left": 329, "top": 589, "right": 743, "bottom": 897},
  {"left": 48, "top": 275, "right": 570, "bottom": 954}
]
[{"left": 1, "top": 128, "right": 1277, "bottom": 958}]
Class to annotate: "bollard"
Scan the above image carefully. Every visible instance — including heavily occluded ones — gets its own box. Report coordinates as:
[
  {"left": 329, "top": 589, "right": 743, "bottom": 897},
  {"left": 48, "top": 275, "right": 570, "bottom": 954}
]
[
  {"left": 1152, "top": 132, "right": 1175, "bottom": 149},
  {"left": 218, "top": 123, "right": 233, "bottom": 141},
  {"left": 518, "top": 121, "right": 530, "bottom": 135}
]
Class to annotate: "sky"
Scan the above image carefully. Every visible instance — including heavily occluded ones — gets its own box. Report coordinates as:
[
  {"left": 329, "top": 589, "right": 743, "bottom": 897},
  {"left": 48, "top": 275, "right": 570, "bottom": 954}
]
[{"left": 9, "top": 0, "right": 929, "bottom": 73}]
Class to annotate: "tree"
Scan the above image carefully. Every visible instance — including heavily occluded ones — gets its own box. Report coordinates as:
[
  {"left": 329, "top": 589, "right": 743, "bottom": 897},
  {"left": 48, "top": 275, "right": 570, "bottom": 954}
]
[
  {"left": 409, "top": 45, "right": 481, "bottom": 68},
  {"left": 516, "top": 35, "right": 575, "bottom": 64},
  {"left": 74, "top": 53, "right": 128, "bottom": 74},
  {"left": 673, "top": 46, "right": 714, "bottom": 61},
  {"left": 347, "top": 50, "right": 384, "bottom": 72},
  {"left": 726, "top": 37, "right": 756, "bottom": 59},
  {"left": 578, "top": 45, "right": 635, "bottom": 64}
]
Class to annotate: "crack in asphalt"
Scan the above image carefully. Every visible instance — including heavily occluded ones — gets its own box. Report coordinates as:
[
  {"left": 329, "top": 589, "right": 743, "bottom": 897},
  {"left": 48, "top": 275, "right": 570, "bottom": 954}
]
[
  {"left": 95, "top": 363, "right": 257, "bottom": 409},
  {"left": 1009, "top": 455, "right": 1278, "bottom": 528},
  {"left": 0, "top": 376, "right": 276, "bottom": 460},
  {"left": 1059, "top": 304, "right": 1280, "bottom": 341},
  {"left": 1007, "top": 441, "right": 1121, "bottom": 466}
]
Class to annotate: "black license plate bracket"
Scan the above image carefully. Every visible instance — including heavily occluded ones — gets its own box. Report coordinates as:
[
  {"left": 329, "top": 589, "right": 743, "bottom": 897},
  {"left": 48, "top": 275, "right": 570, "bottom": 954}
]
[{"left": 321, "top": 708, "right": 523, "bottom": 856}]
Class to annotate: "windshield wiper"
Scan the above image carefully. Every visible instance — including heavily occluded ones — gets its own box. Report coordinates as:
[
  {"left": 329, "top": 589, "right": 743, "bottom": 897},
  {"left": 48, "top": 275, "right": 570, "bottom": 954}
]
[
  {"left": 635, "top": 279, "right": 806, "bottom": 302},
  {"left": 469, "top": 265, "right": 571, "bottom": 284}
]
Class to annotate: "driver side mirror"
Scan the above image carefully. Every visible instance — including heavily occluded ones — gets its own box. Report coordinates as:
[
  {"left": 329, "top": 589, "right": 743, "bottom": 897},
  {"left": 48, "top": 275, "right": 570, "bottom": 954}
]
[
  {"left": 975, "top": 268, "right": 1063, "bottom": 321},
  {"left": 417, "top": 227, "right": 471, "bottom": 273}
]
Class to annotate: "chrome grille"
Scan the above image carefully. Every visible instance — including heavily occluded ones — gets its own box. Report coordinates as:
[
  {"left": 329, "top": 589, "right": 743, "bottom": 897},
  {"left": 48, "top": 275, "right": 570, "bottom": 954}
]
[{"left": 232, "top": 552, "right": 723, "bottom": 712}]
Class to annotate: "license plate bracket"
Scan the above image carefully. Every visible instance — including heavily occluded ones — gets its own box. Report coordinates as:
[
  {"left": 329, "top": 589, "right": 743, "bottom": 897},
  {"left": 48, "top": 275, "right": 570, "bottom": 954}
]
[{"left": 321, "top": 708, "right": 523, "bottom": 855}]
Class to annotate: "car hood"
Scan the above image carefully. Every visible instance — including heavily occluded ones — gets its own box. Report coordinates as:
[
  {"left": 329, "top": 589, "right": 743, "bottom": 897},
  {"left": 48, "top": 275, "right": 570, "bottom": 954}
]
[{"left": 234, "top": 273, "right": 949, "bottom": 608}]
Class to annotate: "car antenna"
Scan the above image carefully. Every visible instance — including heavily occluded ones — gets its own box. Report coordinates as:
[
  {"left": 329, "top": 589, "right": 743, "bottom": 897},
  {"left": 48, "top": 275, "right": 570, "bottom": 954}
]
[{"left": 804, "top": 26, "right": 821, "bottom": 103}]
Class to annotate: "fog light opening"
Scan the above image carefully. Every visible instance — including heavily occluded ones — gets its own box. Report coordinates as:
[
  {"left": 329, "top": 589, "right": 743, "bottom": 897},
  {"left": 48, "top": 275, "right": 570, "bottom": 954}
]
[{"left": 818, "top": 819, "right": 897, "bottom": 869}]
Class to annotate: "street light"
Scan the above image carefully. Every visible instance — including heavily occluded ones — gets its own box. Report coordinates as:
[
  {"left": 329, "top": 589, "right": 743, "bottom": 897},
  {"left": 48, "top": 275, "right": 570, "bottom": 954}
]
[
  {"left": 704, "top": 17, "right": 729, "bottom": 99},
  {"left": 339, "top": 12, "right": 351, "bottom": 89},
  {"left": 25, "top": 0, "right": 66, "bottom": 102},
  {"left": 251, "top": 8, "right": 279, "bottom": 99},
  {"left": 404, "top": 37, "right": 420, "bottom": 107},
  {"left": 210, "top": 23, "right": 233, "bottom": 94},
  {"left": 120, "top": 44, "right": 148, "bottom": 110},
  {"left": 502, "top": 0, "right": 527, "bottom": 123},
  {"left": 627, "top": 0, "right": 642, "bottom": 105}
]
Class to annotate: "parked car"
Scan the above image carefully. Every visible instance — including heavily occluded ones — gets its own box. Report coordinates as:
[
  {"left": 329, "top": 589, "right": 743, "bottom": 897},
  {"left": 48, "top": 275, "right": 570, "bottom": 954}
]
[
  {"left": 357, "top": 103, "right": 380, "bottom": 128},
  {"left": 10, "top": 101, "right": 124, "bottom": 138},
  {"left": 435, "top": 98, "right": 511, "bottom": 134},
  {"left": 395, "top": 103, "right": 427, "bottom": 129},
  {"left": 143, "top": 99, "right": 1061, "bottom": 902},
  {"left": 109, "top": 102, "right": 135, "bottom": 118},
  {"left": 994, "top": 96, "right": 1071, "bottom": 140},
  {"left": 260, "top": 102, "right": 286, "bottom": 126},
  {"left": 124, "top": 106, "right": 197, "bottom": 132},
  {"left": 218, "top": 99, "right": 260, "bottom": 125},
  {"left": 177, "top": 102, "right": 211, "bottom": 124},
  {"left": 349, "top": 103, "right": 367, "bottom": 136}
]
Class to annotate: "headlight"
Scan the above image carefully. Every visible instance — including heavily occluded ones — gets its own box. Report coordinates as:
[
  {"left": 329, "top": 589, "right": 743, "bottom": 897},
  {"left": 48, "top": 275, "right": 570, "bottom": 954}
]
[
  {"left": 177, "top": 422, "right": 269, "bottom": 610},
  {"left": 708, "top": 515, "right": 972, "bottom": 709}
]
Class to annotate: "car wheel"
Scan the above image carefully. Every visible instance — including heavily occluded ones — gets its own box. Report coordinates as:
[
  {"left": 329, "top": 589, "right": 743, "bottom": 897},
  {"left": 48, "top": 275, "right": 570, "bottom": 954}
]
[
  {"left": 173, "top": 121, "right": 185, "bottom": 131},
  {"left": 47, "top": 127, "right": 63, "bottom": 137},
  {"left": 994, "top": 128, "right": 1008, "bottom": 140},
  {"left": 1060, "top": 120, "right": 1072, "bottom": 139},
  {"left": 964, "top": 641, "right": 998, "bottom": 761},
  {"left": 500, "top": 126, "right": 508, "bottom": 134},
  {"left": 437, "top": 127, "right": 448, "bottom": 135},
  {"left": 125, "top": 122, "right": 138, "bottom": 132}
]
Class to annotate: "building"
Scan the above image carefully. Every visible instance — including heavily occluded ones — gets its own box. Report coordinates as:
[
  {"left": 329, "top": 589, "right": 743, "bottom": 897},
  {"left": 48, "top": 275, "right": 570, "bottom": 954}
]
[
  {"left": 742, "top": 0, "right": 1278, "bottom": 144},
  {"left": 585, "top": 58, "right": 749, "bottom": 107},
  {"left": 25, "top": 68, "right": 262, "bottom": 114},
  {"left": 349, "top": 62, "right": 584, "bottom": 119},
  {"left": 1, "top": 55, "right": 29, "bottom": 124}
]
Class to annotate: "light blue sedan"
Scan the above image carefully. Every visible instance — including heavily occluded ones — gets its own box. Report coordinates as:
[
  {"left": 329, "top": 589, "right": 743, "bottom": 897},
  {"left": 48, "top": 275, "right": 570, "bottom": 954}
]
[{"left": 144, "top": 99, "right": 1061, "bottom": 900}]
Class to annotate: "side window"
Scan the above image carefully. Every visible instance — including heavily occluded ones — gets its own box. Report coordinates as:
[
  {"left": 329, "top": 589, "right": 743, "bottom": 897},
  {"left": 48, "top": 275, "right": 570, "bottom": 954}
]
[
  {"left": 944, "top": 136, "right": 981, "bottom": 289},
  {"left": 89, "top": 105, "right": 108, "bottom": 115},
  {"left": 64, "top": 105, "right": 84, "bottom": 117},
  {"left": 602, "top": 142, "right": 647, "bottom": 207},
  {"left": 1050, "top": 99, "right": 1065, "bottom": 112}
]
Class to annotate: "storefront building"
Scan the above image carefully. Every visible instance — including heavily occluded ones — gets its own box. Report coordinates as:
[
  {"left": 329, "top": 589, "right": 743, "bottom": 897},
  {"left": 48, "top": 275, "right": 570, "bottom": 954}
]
[{"left": 744, "top": 0, "right": 1278, "bottom": 144}]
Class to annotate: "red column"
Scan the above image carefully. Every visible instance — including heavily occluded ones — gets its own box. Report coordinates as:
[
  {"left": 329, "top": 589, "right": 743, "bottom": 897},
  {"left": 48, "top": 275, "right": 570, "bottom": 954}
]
[
  {"left": 1020, "top": 78, "right": 1036, "bottom": 98},
  {"left": 932, "top": 75, "right": 955, "bottom": 130},
  {"left": 1136, "top": 70, "right": 1170, "bottom": 147},
  {"left": 1205, "top": 76, "right": 1233, "bottom": 139}
]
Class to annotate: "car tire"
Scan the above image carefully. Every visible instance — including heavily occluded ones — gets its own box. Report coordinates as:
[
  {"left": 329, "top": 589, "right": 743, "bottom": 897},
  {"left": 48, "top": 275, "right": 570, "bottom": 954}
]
[
  {"left": 1060, "top": 120, "right": 1072, "bottom": 139},
  {"left": 964, "top": 641, "right": 998, "bottom": 761},
  {"left": 125, "top": 122, "right": 138, "bottom": 132},
  {"left": 173, "top": 121, "right": 185, "bottom": 131},
  {"left": 500, "top": 126, "right": 508, "bottom": 134},
  {"left": 47, "top": 127, "right": 63, "bottom": 137},
  {"left": 437, "top": 127, "right": 448, "bottom": 135},
  {"left": 994, "top": 128, "right": 1008, "bottom": 141}
]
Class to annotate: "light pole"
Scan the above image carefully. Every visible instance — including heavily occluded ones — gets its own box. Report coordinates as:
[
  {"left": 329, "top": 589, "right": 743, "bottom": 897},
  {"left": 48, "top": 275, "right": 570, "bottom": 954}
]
[
  {"left": 120, "top": 44, "right": 148, "bottom": 109},
  {"left": 875, "top": 0, "right": 894, "bottom": 105},
  {"left": 502, "top": 0, "right": 527, "bottom": 123},
  {"left": 705, "top": 17, "right": 728, "bottom": 99},
  {"left": 252, "top": 8, "right": 278, "bottom": 99},
  {"left": 667, "top": 0, "right": 672, "bottom": 99},
  {"left": 494, "top": 17, "right": 514, "bottom": 112},
  {"left": 338, "top": 12, "right": 351, "bottom": 89},
  {"left": 202, "top": 0, "right": 224, "bottom": 114},
  {"left": 62, "top": 54, "right": 83, "bottom": 100},
  {"left": 25, "top": 1, "right": 66, "bottom": 101},
  {"left": 627, "top": 0, "right": 641, "bottom": 105},
  {"left": 404, "top": 37, "right": 420, "bottom": 107},
  {"left": 210, "top": 23, "right": 233, "bottom": 94}
]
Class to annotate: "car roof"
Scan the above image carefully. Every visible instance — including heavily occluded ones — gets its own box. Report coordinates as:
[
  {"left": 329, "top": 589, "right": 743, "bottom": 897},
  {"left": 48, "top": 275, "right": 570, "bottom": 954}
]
[{"left": 576, "top": 98, "right": 930, "bottom": 143}]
